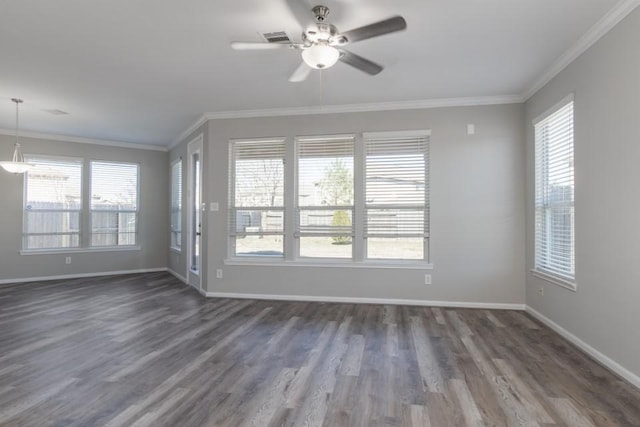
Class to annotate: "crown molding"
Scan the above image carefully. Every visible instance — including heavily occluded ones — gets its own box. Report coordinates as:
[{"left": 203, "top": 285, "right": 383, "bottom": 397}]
[
  {"left": 169, "top": 114, "right": 208, "bottom": 150},
  {"left": 170, "top": 95, "right": 523, "bottom": 148},
  {"left": 204, "top": 95, "right": 524, "bottom": 120},
  {"left": 522, "top": 0, "right": 640, "bottom": 101},
  {"left": 0, "top": 128, "right": 168, "bottom": 152}
]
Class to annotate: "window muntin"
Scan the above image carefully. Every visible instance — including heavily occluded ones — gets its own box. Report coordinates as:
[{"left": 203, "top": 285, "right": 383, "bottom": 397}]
[
  {"left": 534, "top": 99, "right": 575, "bottom": 284},
  {"left": 23, "top": 156, "right": 83, "bottom": 250},
  {"left": 364, "top": 133, "right": 429, "bottom": 261},
  {"left": 90, "top": 161, "right": 139, "bottom": 247},
  {"left": 170, "top": 160, "right": 182, "bottom": 251},
  {"left": 296, "top": 135, "right": 355, "bottom": 259},
  {"left": 229, "top": 139, "right": 285, "bottom": 257}
]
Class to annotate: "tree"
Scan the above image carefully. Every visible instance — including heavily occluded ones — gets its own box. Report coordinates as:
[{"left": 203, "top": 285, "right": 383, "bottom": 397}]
[
  {"left": 320, "top": 159, "right": 353, "bottom": 244},
  {"left": 320, "top": 159, "right": 353, "bottom": 206}
]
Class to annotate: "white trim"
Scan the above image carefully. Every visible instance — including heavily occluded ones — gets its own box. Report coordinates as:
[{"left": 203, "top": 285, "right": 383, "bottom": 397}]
[
  {"left": 526, "top": 306, "right": 640, "bottom": 390},
  {"left": 224, "top": 258, "right": 433, "bottom": 270},
  {"left": 0, "top": 128, "right": 167, "bottom": 152},
  {"left": 203, "top": 291, "right": 524, "bottom": 310},
  {"left": 20, "top": 246, "right": 141, "bottom": 256},
  {"left": 168, "top": 268, "right": 208, "bottom": 296},
  {"left": 186, "top": 134, "right": 204, "bottom": 290},
  {"left": 363, "top": 130, "right": 432, "bottom": 139},
  {"left": 522, "top": 0, "right": 640, "bottom": 100},
  {"left": 203, "top": 96, "right": 523, "bottom": 120},
  {"left": 0, "top": 268, "right": 167, "bottom": 285},
  {"left": 167, "top": 267, "right": 188, "bottom": 284},
  {"left": 530, "top": 269, "right": 577, "bottom": 292},
  {"left": 170, "top": 114, "right": 208, "bottom": 150},
  {"left": 532, "top": 93, "right": 575, "bottom": 126},
  {"left": 172, "top": 95, "right": 521, "bottom": 147}
]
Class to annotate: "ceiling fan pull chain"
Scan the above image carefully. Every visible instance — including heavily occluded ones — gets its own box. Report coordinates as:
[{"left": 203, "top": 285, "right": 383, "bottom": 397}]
[{"left": 320, "top": 69, "right": 324, "bottom": 107}]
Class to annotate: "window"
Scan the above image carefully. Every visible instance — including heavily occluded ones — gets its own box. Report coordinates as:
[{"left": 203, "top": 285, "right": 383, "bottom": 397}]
[
  {"left": 170, "top": 160, "right": 182, "bottom": 251},
  {"left": 534, "top": 97, "right": 575, "bottom": 286},
  {"left": 90, "top": 161, "right": 139, "bottom": 247},
  {"left": 228, "top": 131, "right": 431, "bottom": 264},
  {"left": 297, "top": 135, "right": 355, "bottom": 258},
  {"left": 229, "top": 139, "right": 285, "bottom": 257},
  {"left": 23, "top": 156, "right": 83, "bottom": 250},
  {"left": 364, "top": 132, "right": 429, "bottom": 260}
]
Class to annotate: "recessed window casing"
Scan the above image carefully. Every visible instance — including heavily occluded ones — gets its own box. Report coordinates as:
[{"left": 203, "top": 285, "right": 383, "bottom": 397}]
[{"left": 170, "top": 160, "right": 183, "bottom": 251}]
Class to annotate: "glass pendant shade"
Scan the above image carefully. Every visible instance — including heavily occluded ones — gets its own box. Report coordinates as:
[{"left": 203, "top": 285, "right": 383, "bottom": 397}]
[
  {"left": 1, "top": 98, "right": 34, "bottom": 174},
  {"left": 302, "top": 44, "right": 340, "bottom": 69},
  {"left": 0, "top": 143, "right": 32, "bottom": 173}
]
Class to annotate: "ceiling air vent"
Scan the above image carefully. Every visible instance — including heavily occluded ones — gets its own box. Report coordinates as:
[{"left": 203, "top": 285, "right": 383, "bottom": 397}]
[{"left": 261, "top": 31, "right": 291, "bottom": 43}]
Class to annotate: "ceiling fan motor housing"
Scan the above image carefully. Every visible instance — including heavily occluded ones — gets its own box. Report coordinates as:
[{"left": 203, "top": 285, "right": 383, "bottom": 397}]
[{"left": 312, "top": 5, "right": 330, "bottom": 22}]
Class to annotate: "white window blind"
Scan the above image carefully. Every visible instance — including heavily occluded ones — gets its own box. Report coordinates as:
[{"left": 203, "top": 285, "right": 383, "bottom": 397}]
[
  {"left": 23, "top": 156, "right": 83, "bottom": 249},
  {"left": 229, "top": 139, "right": 285, "bottom": 257},
  {"left": 90, "top": 161, "right": 139, "bottom": 247},
  {"left": 170, "top": 160, "right": 182, "bottom": 250},
  {"left": 364, "top": 132, "right": 429, "bottom": 260},
  {"left": 534, "top": 100, "right": 575, "bottom": 283},
  {"left": 296, "top": 135, "right": 355, "bottom": 258}
]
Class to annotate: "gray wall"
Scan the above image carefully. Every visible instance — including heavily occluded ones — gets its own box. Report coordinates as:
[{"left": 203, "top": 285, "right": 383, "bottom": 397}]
[
  {"left": 0, "top": 135, "right": 169, "bottom": 281},
  {"left": 170, "top": 104, "right": 526, "bottom": 305},
  {"left": 525, "top": 9, "right": 640, "bottom": 375}
]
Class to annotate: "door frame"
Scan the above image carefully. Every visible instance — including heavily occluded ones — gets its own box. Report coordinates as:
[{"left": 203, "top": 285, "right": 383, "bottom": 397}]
[{"left": 186, "top": 134, "right": 204, "bottom": 291}]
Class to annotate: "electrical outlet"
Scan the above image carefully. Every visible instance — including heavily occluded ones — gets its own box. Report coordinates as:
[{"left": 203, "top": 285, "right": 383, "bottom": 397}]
[
  {"left": 65, "top": 256, "right": 71, "bottom": 265},
  {"left": 424, "top": 274, "right": 432, "bottom": 285},
  {"left": 216, "top": 269, "right": 223, "bottom": 279},
  {"left": 538, "top": 286, "right": 544, "bottom": 296}
]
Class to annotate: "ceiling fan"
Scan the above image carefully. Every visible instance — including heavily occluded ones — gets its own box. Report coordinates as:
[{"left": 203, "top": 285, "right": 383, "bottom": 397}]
[{"left": 230, "top": 1, "right": 407, "bottom": 82}]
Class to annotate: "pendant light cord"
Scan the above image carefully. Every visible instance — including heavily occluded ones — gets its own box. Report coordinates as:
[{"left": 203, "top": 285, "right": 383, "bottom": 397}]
[{"left": 11, "top": 99, "right": 24, "bottom": 163}]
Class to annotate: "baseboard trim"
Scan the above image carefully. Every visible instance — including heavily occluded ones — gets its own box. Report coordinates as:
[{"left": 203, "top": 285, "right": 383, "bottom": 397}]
[
  {"left": 0, "top": 268, "right": 169, "bottom": 285},
  {"left": 203, "top": 291, "right": 525, "bottom": 310},
  {"left": 166, "top": 268, "right": 188, "bottom": 284},
  {"left": 526, "top": 305, "right": 640, "bottom": 390},
  {"left": 167, "top": 269, "right": 208, "bottom": 297}
]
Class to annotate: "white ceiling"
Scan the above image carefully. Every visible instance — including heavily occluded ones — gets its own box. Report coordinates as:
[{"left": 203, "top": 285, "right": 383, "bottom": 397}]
[{"left": 0, "top": 0, "right": 632, "bottom": 147}]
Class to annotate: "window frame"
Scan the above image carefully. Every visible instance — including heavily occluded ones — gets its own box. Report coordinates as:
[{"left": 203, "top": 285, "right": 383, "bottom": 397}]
[
  {"left": 532, "top": 94, "right": 576, "bottom": 290},
  {"left": 89, "top": 160, "right": 140, "bottom": 248},
  {"left": 363, "top": 131, "right": 430, "bottom": 262},
  {"left": 226, "top": 130, "right": 433, "bottom": 268},
  {"left": 22, "top": 154, "right": 84, "bottom": 251},
  {"left": 228, "top": 137, "right": 287, "bottom": 259},
  {"left": 170, "top": 158, "right": 183, "bottom": 252},
  {"left": 294, "top": 134, "right": 356, "bottom": 261}
]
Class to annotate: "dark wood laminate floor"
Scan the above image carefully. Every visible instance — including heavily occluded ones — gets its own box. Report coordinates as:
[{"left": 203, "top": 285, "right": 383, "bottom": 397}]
[{"left": 0, "top": 273, "right": 639, "bottom": 426}]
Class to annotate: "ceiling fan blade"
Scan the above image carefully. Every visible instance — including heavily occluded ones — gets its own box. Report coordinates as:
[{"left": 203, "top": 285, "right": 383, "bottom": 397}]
[
  {"left": 289, "top": 62, "right": 312, "bottom": 82},
  {"left": 338, "top": 50, "right": 383, "bottom": 75},
  {"left": 231, "top": 42, "right": 296, "bottom": 50},
  {"left": 337, "top": 16, "right": 406, "bottom": 44},
  {"left": 284, "top": 0, "right": 314, "bottom": 30}
]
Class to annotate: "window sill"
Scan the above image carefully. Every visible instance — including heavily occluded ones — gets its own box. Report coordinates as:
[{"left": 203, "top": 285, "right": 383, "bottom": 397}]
[
  {"left": 224, "top": 258, "right": 433, "bottom": 270},
  {"left": 20, "top": 246, "right": 141, "bottom": 256},
  {"left": 530, "top": 269, "right": 576, "bottom": 292},
  {"left": 170, "top": 247, "right": 182, "bottom": 254}
]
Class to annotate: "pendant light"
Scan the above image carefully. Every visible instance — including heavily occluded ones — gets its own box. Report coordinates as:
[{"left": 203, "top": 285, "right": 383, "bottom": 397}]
[{"left": 1, "top": 98, "right": 34, "bottom": 174}]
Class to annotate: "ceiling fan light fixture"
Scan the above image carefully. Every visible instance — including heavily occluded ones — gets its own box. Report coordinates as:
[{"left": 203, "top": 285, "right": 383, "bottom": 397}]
[
  {"left": 1, "top": 98, "right": 34, "bottom": 174},
  {"left": 302, "top": 44, "right": 340, "bottom": 69}
]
